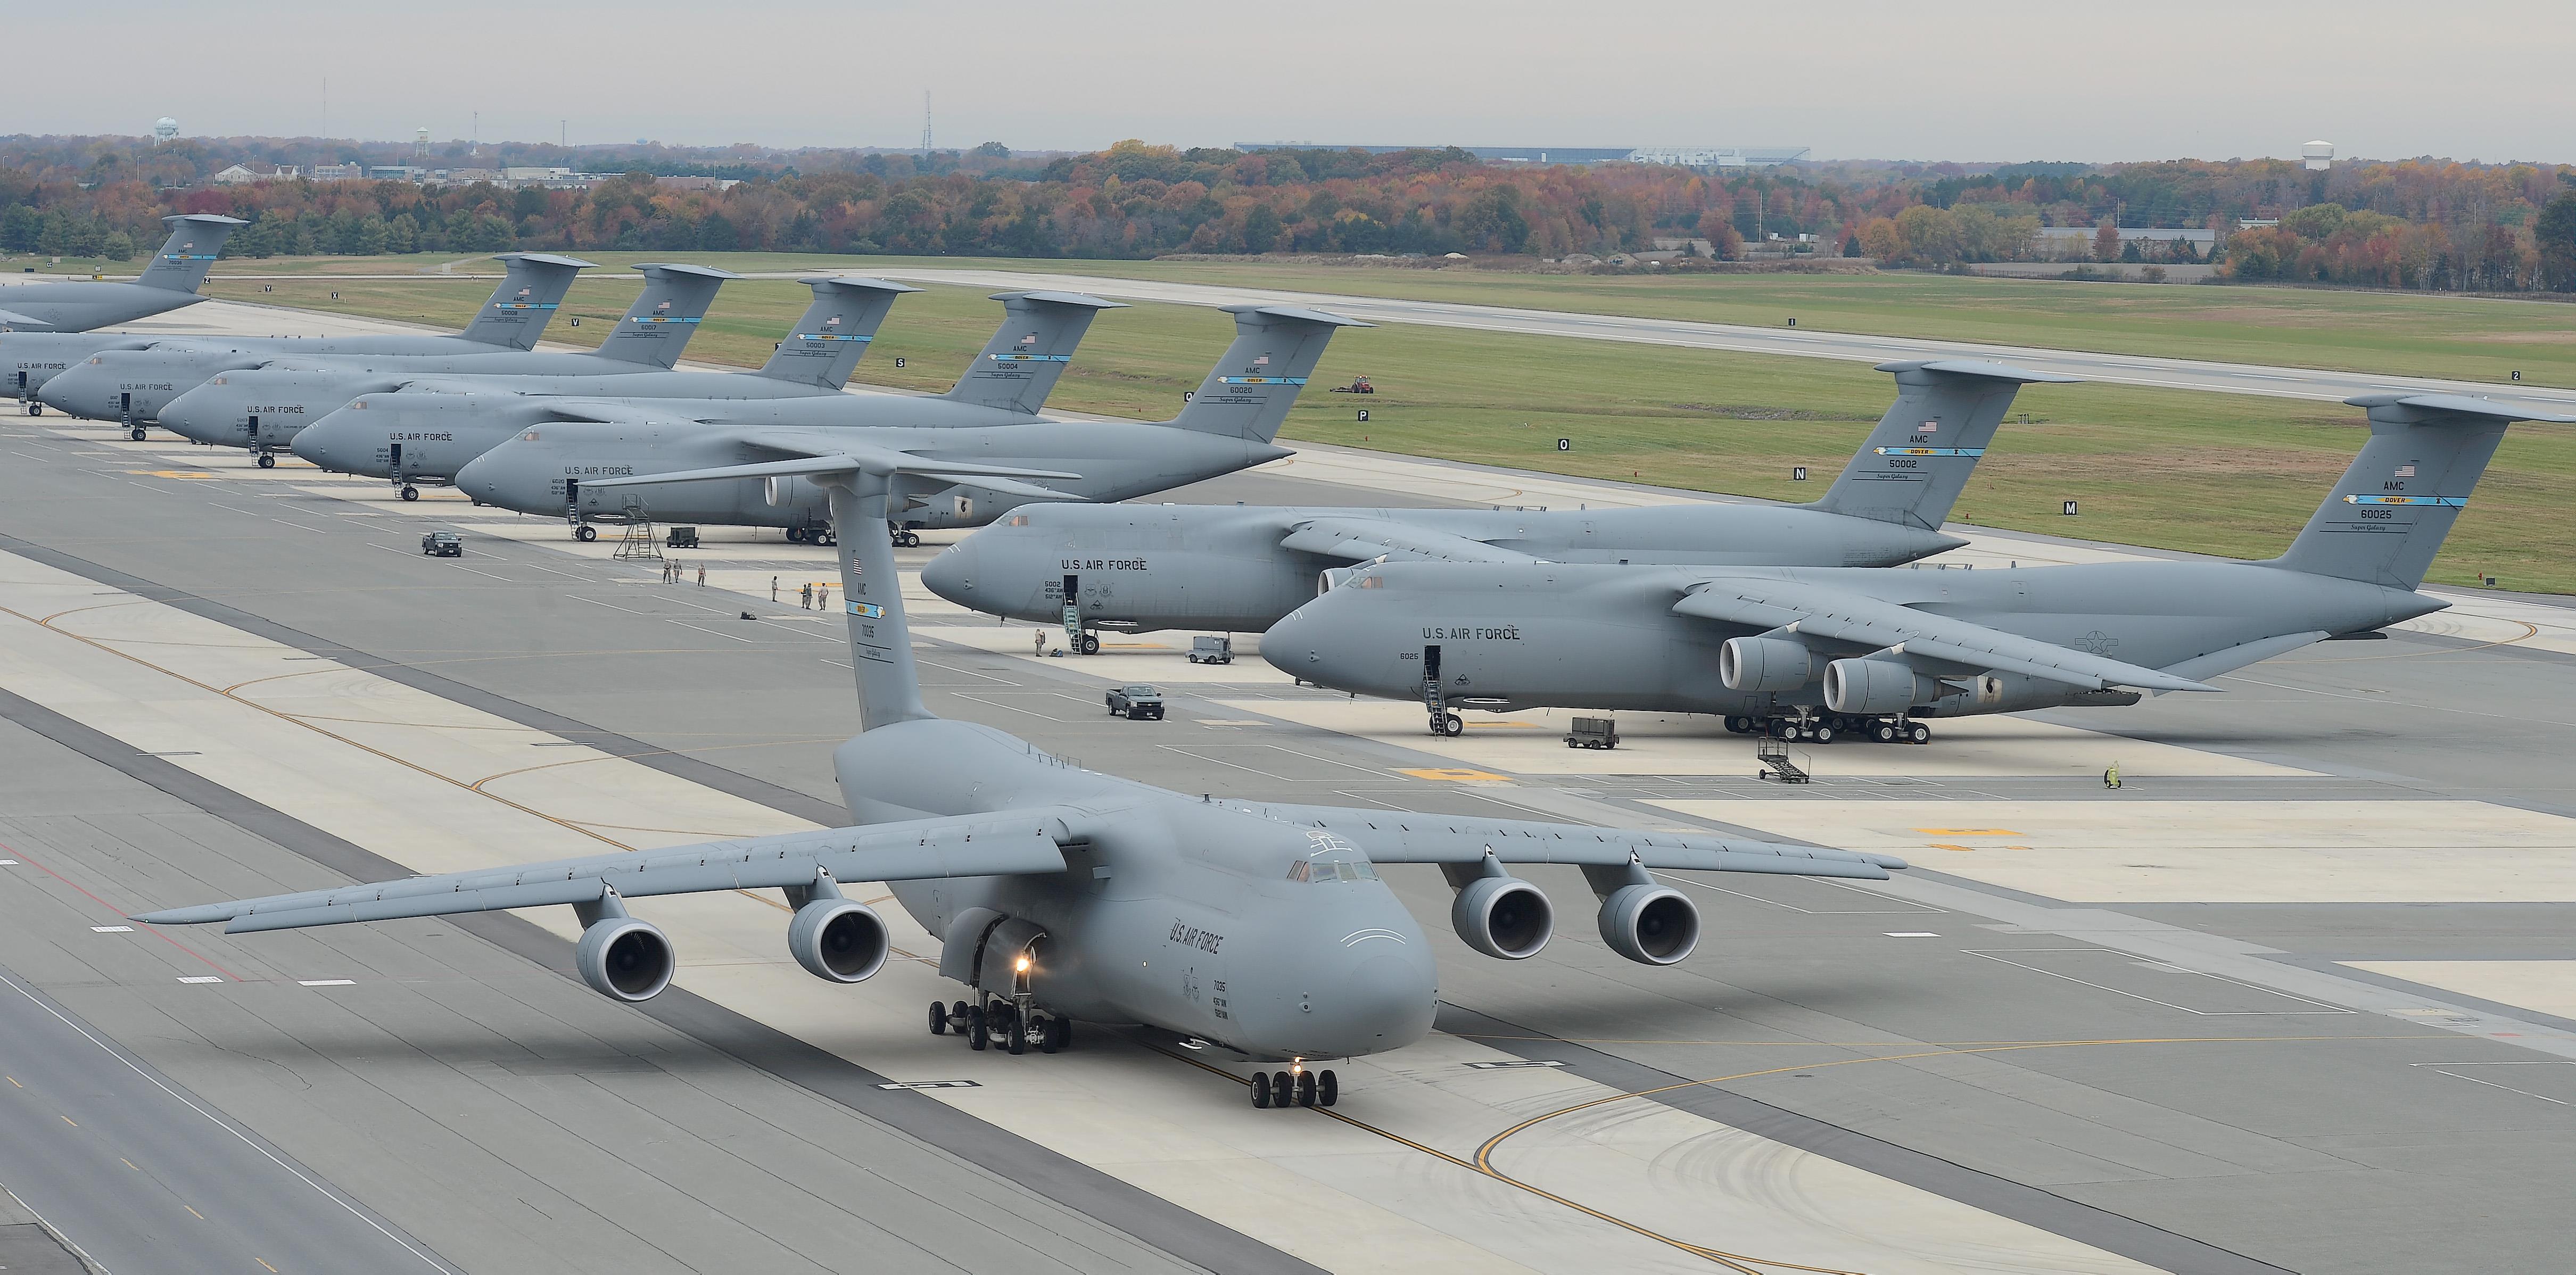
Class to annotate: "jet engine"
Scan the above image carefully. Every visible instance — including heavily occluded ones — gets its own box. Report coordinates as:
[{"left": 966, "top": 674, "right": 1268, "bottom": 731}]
[
  {"left": 1822, "top": 658, "right": 1939, "bottom": 715},
  {"left": 1719, "top": 636, "right": 1812, "bottom": 693},
  {"left": 787, "top": 898, "right": 890, "bottom": 984},
  {"left": 574, "top": 916, "right": 676, "bottom": 1001},
  {"left": 1596, "top": 883, "right": 1700, "bottom": 966},
  {"left": 1451, "top": 872, "right": 1553, "bottom": 959}
]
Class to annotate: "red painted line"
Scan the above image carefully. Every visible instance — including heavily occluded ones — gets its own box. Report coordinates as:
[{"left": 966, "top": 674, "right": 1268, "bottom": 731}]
[{"left": 0, "top": 841, "right": 246, "bottom": 982}]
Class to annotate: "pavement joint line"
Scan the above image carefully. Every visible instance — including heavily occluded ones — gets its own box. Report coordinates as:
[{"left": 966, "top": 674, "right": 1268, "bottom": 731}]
[{"left": 0, "top": 963, "right": 460, "bottom": 1273}]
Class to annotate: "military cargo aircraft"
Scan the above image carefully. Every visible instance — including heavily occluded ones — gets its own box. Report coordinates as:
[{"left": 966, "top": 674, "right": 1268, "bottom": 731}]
[
  {"left": 448, "top": 304, "right": 1359, "bottom": 543},
  {"left": 920, "top": 360, "right": 2061, "bottom": 644},
  {"left": 39, "top": 261, "right": 737, "bottom": 438},
  {"left": 161, "top": 276, "right": 920, "bottom": 471},
  {"left": 141, "top": 453, "right": 1902, "bottom": 1107},
  {"left": 1261, "top": 394, "right": 2571, "bottom": 741},
  {"left": 280, "top": 289, "right": 1122, "bottom": 498},
  {"left": 0, "top": 213, "right": 244, "bottom": 335}
]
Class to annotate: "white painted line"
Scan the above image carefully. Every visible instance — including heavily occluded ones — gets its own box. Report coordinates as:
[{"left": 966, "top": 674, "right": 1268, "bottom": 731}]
[
  {"left": 176, "top": 975, "right": 224, "bottom": 984},
  {"left": 299, "top": 979, "right": 358, "bottom": 988},
  {"left": 0, "top": 860, "right": 18, "bottom": 866},
  {"left": 1962, "top": 949, "right": 2356, "bottom": 1016},
  {"left": 1884, "top": 932, "right": 1941, "bottom": 938},
  {"left": 876, "top": 1079, "right": 982, "bottom": 1090},
  {"left": 1465, "top": 1059, "right": 1566, "bottom": 1070},
  {"left": 90, "top": 925, "right": 135, "bottom": 933}
]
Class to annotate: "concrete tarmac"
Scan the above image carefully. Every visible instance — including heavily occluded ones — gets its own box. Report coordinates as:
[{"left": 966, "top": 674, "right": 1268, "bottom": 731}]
[{"left": 1, "top": 422, "right": 2572, "bottom": 1273}]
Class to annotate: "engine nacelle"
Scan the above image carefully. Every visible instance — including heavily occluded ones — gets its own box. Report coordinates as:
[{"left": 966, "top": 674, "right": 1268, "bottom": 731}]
[
  {"left": 1719, "top": 636, "right": 1813, "bottom": 693},
  {"left": 1596, "top": 883, "right": 1700, "bottom": 966},
  {"left": 574, "top": 916, "right": 675, "bottom": 1001},
  {"left": 787, "top": 899, "right": 890, "bottom": 984},
  {"left": 1823, "top": 658, "right": 1937, "bottom": 715},
  {"left": 1451, "top": 874, "right": 1554, "bottom": 959}
]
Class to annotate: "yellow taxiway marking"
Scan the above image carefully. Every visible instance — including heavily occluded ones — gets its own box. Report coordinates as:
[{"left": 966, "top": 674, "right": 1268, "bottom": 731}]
[
  {"left": 1399, "top": 767, "right": 1513, "bottom": 782},
  {"left": 129, "top": 469, "right": 222, "bottom": 479},
  {"left": 1913, "top": 827, "right": 2024, "bottom": 836},
  {"left": 61, "top": 1115, "right": 75, "bottom": 1126},
  {"left": 5, "top": 1075, "right": 19, "bottom": 1087},
  {"left": 259, "top": 1259, "right": 279, "bottom": 1272},
  {"left": 185, "top": 1204, "right": 204, "bottom": 1220}
]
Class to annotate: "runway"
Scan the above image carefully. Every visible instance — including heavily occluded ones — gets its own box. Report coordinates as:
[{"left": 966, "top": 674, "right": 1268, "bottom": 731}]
[
  {"left": 857, "top": 267, "right": 2576, "bottom": 410},
  {"left": 2, "top": 299, "right": 2573, "bottom": 1274}
]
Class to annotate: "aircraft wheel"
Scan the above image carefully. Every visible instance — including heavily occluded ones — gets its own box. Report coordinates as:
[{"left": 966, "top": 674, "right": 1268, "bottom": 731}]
[
  {"left": 927, "top": 1000, "right": 947, "bottom": 1036},
  {"left": 256, "top": 453, "right": 276, "bottom": 469},
  {"left": 574, "top": 525, "right": 597, "bottom": 542},
  {"left": 1272, "top": 1071, "right": 1294, "bottom": 1104},
  {"left": 1722, "top": 716, "right": 1744, "bottom": 734},
  {"left": 1872, "top": 722, "right": 1898, "bottom": 744},
  {"left": 25, "top": 403, "right": 39, "bottom": 416},
  {"left": 129, "top": 426, "right": 146, "bottom": 441},
  {"left": 1318, "top": 1070, "right": 1338, "bottom": 1107},
  {"left": 1038, "top": 1016, "right": 1060, "bottom": 1054},
  {"left": 1080, "top": 633, "right": 1102, "bottom": 655},
  {"left": 400, "top": 485, "right": 419, "bottom": 501},
  {"left": 1056, "top": 1017, "right": 1073, "bottom": 1049},
  {"left": 1909, "top": 723, "right": 1931, "bottom": 744},
  {"left": 965, "top": 1005, "right": 988, "bottom": 1049},
  {"left": 1811, "top": 724, "right": 1836, "bottom": 744},
  {"left": 818, "top": 530, "right": 837, "bottom": 547},
  {"left": 1297, "top": 1071, "right": 1317, "bottom": 1107},
  {"left": 1251, "top": 1073, "right": 1272, "bottom": 1108},
  {"left": 785, "top": 527, "right": 805, "bottom": 544},
  {"left": 1442, "top": 713, "right": 1465, "bottom": 737},
  {"left": 996, "top": 1005, "right": 1025, "bottom": 1055}
]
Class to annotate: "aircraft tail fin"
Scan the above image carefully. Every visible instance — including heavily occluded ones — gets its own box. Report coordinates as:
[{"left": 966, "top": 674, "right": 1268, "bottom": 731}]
[
  {"left": 944, "top": 291, "right": 1125, "bottom": 412},
  {"left": 133, "top": 214, "right": 247, "bottom": 293},
  {"left": 1163, "top": 305, "right": 1367, "bottom": 441},
  {"left": 1807, "top": 360, "right": 2075, "bottom": 530},
  {"left": 2267, "top": 394, "right": 2574, "bottom": 590},
  {"left": 593, "top": 263, "right": 740, "bottom": 368},
  {"left": 755, "top": 277, "right": 920, "bottom": 387},
  {"left": 459, "top": 253, "right": 592, "bottom": 349}
]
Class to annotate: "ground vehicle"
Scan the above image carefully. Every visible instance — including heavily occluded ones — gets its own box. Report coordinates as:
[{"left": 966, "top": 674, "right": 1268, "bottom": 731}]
[
  {"left": 1188, "top": 635, "right": 1234, "bottom": 665},
  {"left": 1107, "top": 685, "right": 1165, "bottom": 719},
  {"left": 1328, "top": 376, "right": 1374, "bottom": 394},
  {"left": 1565, "top": 716, "right": 1620, "bottom": 750},
  {"left": 420, "top": 532, "right": 462, "bottom": 558}
]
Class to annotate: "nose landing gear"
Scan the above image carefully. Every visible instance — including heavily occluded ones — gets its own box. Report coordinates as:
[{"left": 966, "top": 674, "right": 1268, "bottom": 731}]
[
  {"left": 1250, "top": 1061, "right": 1339, "bottom": 1109},
  {"left": 933, "top": 996, "right": 1071, "bottom": 1054}
]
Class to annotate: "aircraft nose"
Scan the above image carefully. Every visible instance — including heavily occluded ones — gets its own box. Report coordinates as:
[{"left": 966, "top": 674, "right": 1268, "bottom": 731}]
[
  {"left": 1308, "top": 947, "right": 1439, "bottom": 1057},
  {"left": 35, "top": 367, "right": 101, "bottom": 416},
  {"left": 158, "top": 386, "right": 217, "bottom": 442},
  {"left": 288, "top": 420, "right": 336, "bottom": 468},
  {"left": 917, "top": 541, "right": 978, "bottom": 606},
  {"left": 1260, "top": 604, "right": 1324, "bottom": 677}
]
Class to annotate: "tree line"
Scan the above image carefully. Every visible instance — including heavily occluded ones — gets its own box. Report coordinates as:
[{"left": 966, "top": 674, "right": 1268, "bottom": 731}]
[{"left": 2, "top": 134, "right": 2573, "bottom": 291}]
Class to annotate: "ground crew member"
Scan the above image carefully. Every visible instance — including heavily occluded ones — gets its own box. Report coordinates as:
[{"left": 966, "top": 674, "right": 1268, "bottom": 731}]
[
  {"left": 800, "top": 583, "right": 813, "bottom": 609},
  {"left": 771, "top": 576, "right": 779, "bottom": 602},
  {"left": 696, "top": 565, "right": 705, "bottom": 587},
  {"left": 818, "top": 585, "right": 829, "bottom": 609},
  {"left": 1034, "top": 630, "right": 1047, "bottom": 657},
  {"left": 2104, "top": 761, "right": 2122, "bottom": 789}
]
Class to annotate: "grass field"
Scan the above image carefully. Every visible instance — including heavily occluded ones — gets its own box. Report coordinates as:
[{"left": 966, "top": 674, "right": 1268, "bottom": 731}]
[{"left": 195, "top": 264, "right": 2576, "bottom": 594}]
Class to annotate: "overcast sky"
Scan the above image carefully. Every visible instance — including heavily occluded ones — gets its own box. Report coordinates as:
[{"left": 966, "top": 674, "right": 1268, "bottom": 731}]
[{"left": 21, "top": 0, "right": 2569, "bottom": 163}]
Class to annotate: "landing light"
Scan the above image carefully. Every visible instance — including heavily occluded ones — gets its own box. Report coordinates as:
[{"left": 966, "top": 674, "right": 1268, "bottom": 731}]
[{"left": 1014, "top": 954, "right": 1030, "bottom": 973}]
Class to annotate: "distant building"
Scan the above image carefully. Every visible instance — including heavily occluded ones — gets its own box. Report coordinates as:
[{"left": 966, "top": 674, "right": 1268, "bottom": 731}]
[
  {"left": 210, "top": 163, "right": 298, "bottom": 185},
  {"left": 309, "top": 162, "right": 364, "bottom": 181},
  {"left": 1625, "top": 146, "right": 1811, "bottom": 169},
  {"left": 1236, "top": 143, "right": 1810, "bottom": 168},
  {"left": 432, "top": 168, "right": 502, "bottom": 186},
  {"left": 367, "top": 165, "right": 427, "bottom": 182},
  {"left": 654, "top": 175, "right": 740, "bottom": 192},
  {"left": 2301, "top": 140, "right": 2334, "bottom": 171},
  {"left": 2036, "top": 226, "right": 2216, "bottom": 249}
]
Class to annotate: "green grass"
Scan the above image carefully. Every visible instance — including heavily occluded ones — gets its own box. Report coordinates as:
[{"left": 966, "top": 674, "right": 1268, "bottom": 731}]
[{"left": 198, "top": 267, "right": 2576, "bottom": 594}]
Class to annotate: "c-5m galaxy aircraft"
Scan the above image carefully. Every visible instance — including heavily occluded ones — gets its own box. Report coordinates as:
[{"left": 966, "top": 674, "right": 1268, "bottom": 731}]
[
  {"left": 0, "top": 213, "right": 245, "bottom": 334},
  {"left": 15, "top": 252, "right": 590, "bottom": 435},
  {"left": 1264, "top": 393, "right": 2572, "bottom": 742},
  {"left": 279, "top": 288, "right": 1122, "bottom": 500},
  {"left": 921, "top": 360, "right": 2062, "bottom": 644},
  {"left": 139, "top": 454, "right": 1903, "bottom": 1108},
  {"left": 452, "top": 303, "right": 1357, "bottom": 544},
  {"left": 160, "top": 276, "right": 919, "bottom": 472},
  {"left": 40, "top": 260, "right": 736, "bottom": 440}
]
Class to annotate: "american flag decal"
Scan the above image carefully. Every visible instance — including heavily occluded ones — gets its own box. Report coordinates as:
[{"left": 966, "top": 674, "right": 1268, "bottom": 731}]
[
  {"left": 2395, "top": 465, "right": 2416, "bottom": 477},
  {"left": 1920, "top": 420, "right": 1938, "bottom": 432},
  {"left": 1254, "top": 354, "right": 1270, "bottom": 366},
  {"left": 1019, "top": 333, "right": 1036, "bottom": 345}
]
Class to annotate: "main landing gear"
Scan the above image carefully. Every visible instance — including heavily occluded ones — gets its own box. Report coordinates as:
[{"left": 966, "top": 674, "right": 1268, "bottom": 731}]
[
  {"left": 1724, "top": 714, "right": 1930, "bottom": 745},
  {"left": 255, "top": 453, "right": 277, "bottom": 469},
  {"left": 399, "top": 485, "right": 420, "bottom": 501},
  {"left": 930, "top": 997, "right": 1071, "bottom": 1055},
  {"left": 785, "top": 527, "right": 839, "bottom": 547},
  {"left": 1429, "top": 711, "right": 1463, "bottom": 738},
  {"left": 573, "top": 524, "right": 598, "bottom": 542},
  {"left": 889, "top": 528, "right": 921, "bottom": 549},
  {"left": 1250, "top": 1061, "right": 1339, "bottom": 1109}
]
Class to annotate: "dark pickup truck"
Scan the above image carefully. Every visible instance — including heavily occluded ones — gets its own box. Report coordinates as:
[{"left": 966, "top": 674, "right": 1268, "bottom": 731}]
[
  {"left": 420, "top": 531, "right": 463, "bottom": 558},
  {"left": 1106, "top": 685, "right": 1165, "bottom": 720}
]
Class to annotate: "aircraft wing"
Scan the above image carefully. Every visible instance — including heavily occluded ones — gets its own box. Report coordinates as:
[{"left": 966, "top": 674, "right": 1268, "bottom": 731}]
[
  {"left": 137, "top": 812, "right": 1071, "bottom": 935},
  {"left": 0, "top": 307, "right": 43, "bottom": 327},
  {"left": 581, "top": 429, "right": 1084, "bottom": 499},
  {"left": 1221, "top": 801, "right": 1904, "bottom": 878},
  {"left": 1278, "top": 517, "right": 1542, "bottom": 565},
  {"left": 1671, "top": 578, "right": 2217, "bottom": 694}
]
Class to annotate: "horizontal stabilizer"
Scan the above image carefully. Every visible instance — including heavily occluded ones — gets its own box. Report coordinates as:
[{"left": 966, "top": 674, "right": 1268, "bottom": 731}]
[
  {"left": 1880, "top": 358, "right": 2083, "bottom": 384},
  {"left": 2156, "top": 631, "right": 2329, "bottom": 686}
]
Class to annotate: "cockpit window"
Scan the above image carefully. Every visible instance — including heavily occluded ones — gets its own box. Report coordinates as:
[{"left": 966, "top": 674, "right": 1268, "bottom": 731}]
[
  {"left": 1357, "top": 576, "right": 1384, "bottom": 589},
  {"left": 1287, "top": 858, "right": 1380, "bottom": 883},
  {"left": 1008, "top": 515, "right": 1029, "bottom": 526}
]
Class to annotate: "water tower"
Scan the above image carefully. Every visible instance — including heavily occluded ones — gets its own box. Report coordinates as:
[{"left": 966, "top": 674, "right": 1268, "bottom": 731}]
[
  {"left": 2301, "top": 140, "right": 2333, "bottom": 171},
  {"left": 152, "top": 117, "right": 178, "bottom": 145},
  {"left": 415, "top": 126, "right": 431, "bottom": 159}
]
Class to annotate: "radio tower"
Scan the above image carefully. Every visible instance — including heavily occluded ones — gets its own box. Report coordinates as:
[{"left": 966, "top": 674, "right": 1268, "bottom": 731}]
[{"left": 921, "top": 92, "right": 933, "bottom": 155}]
